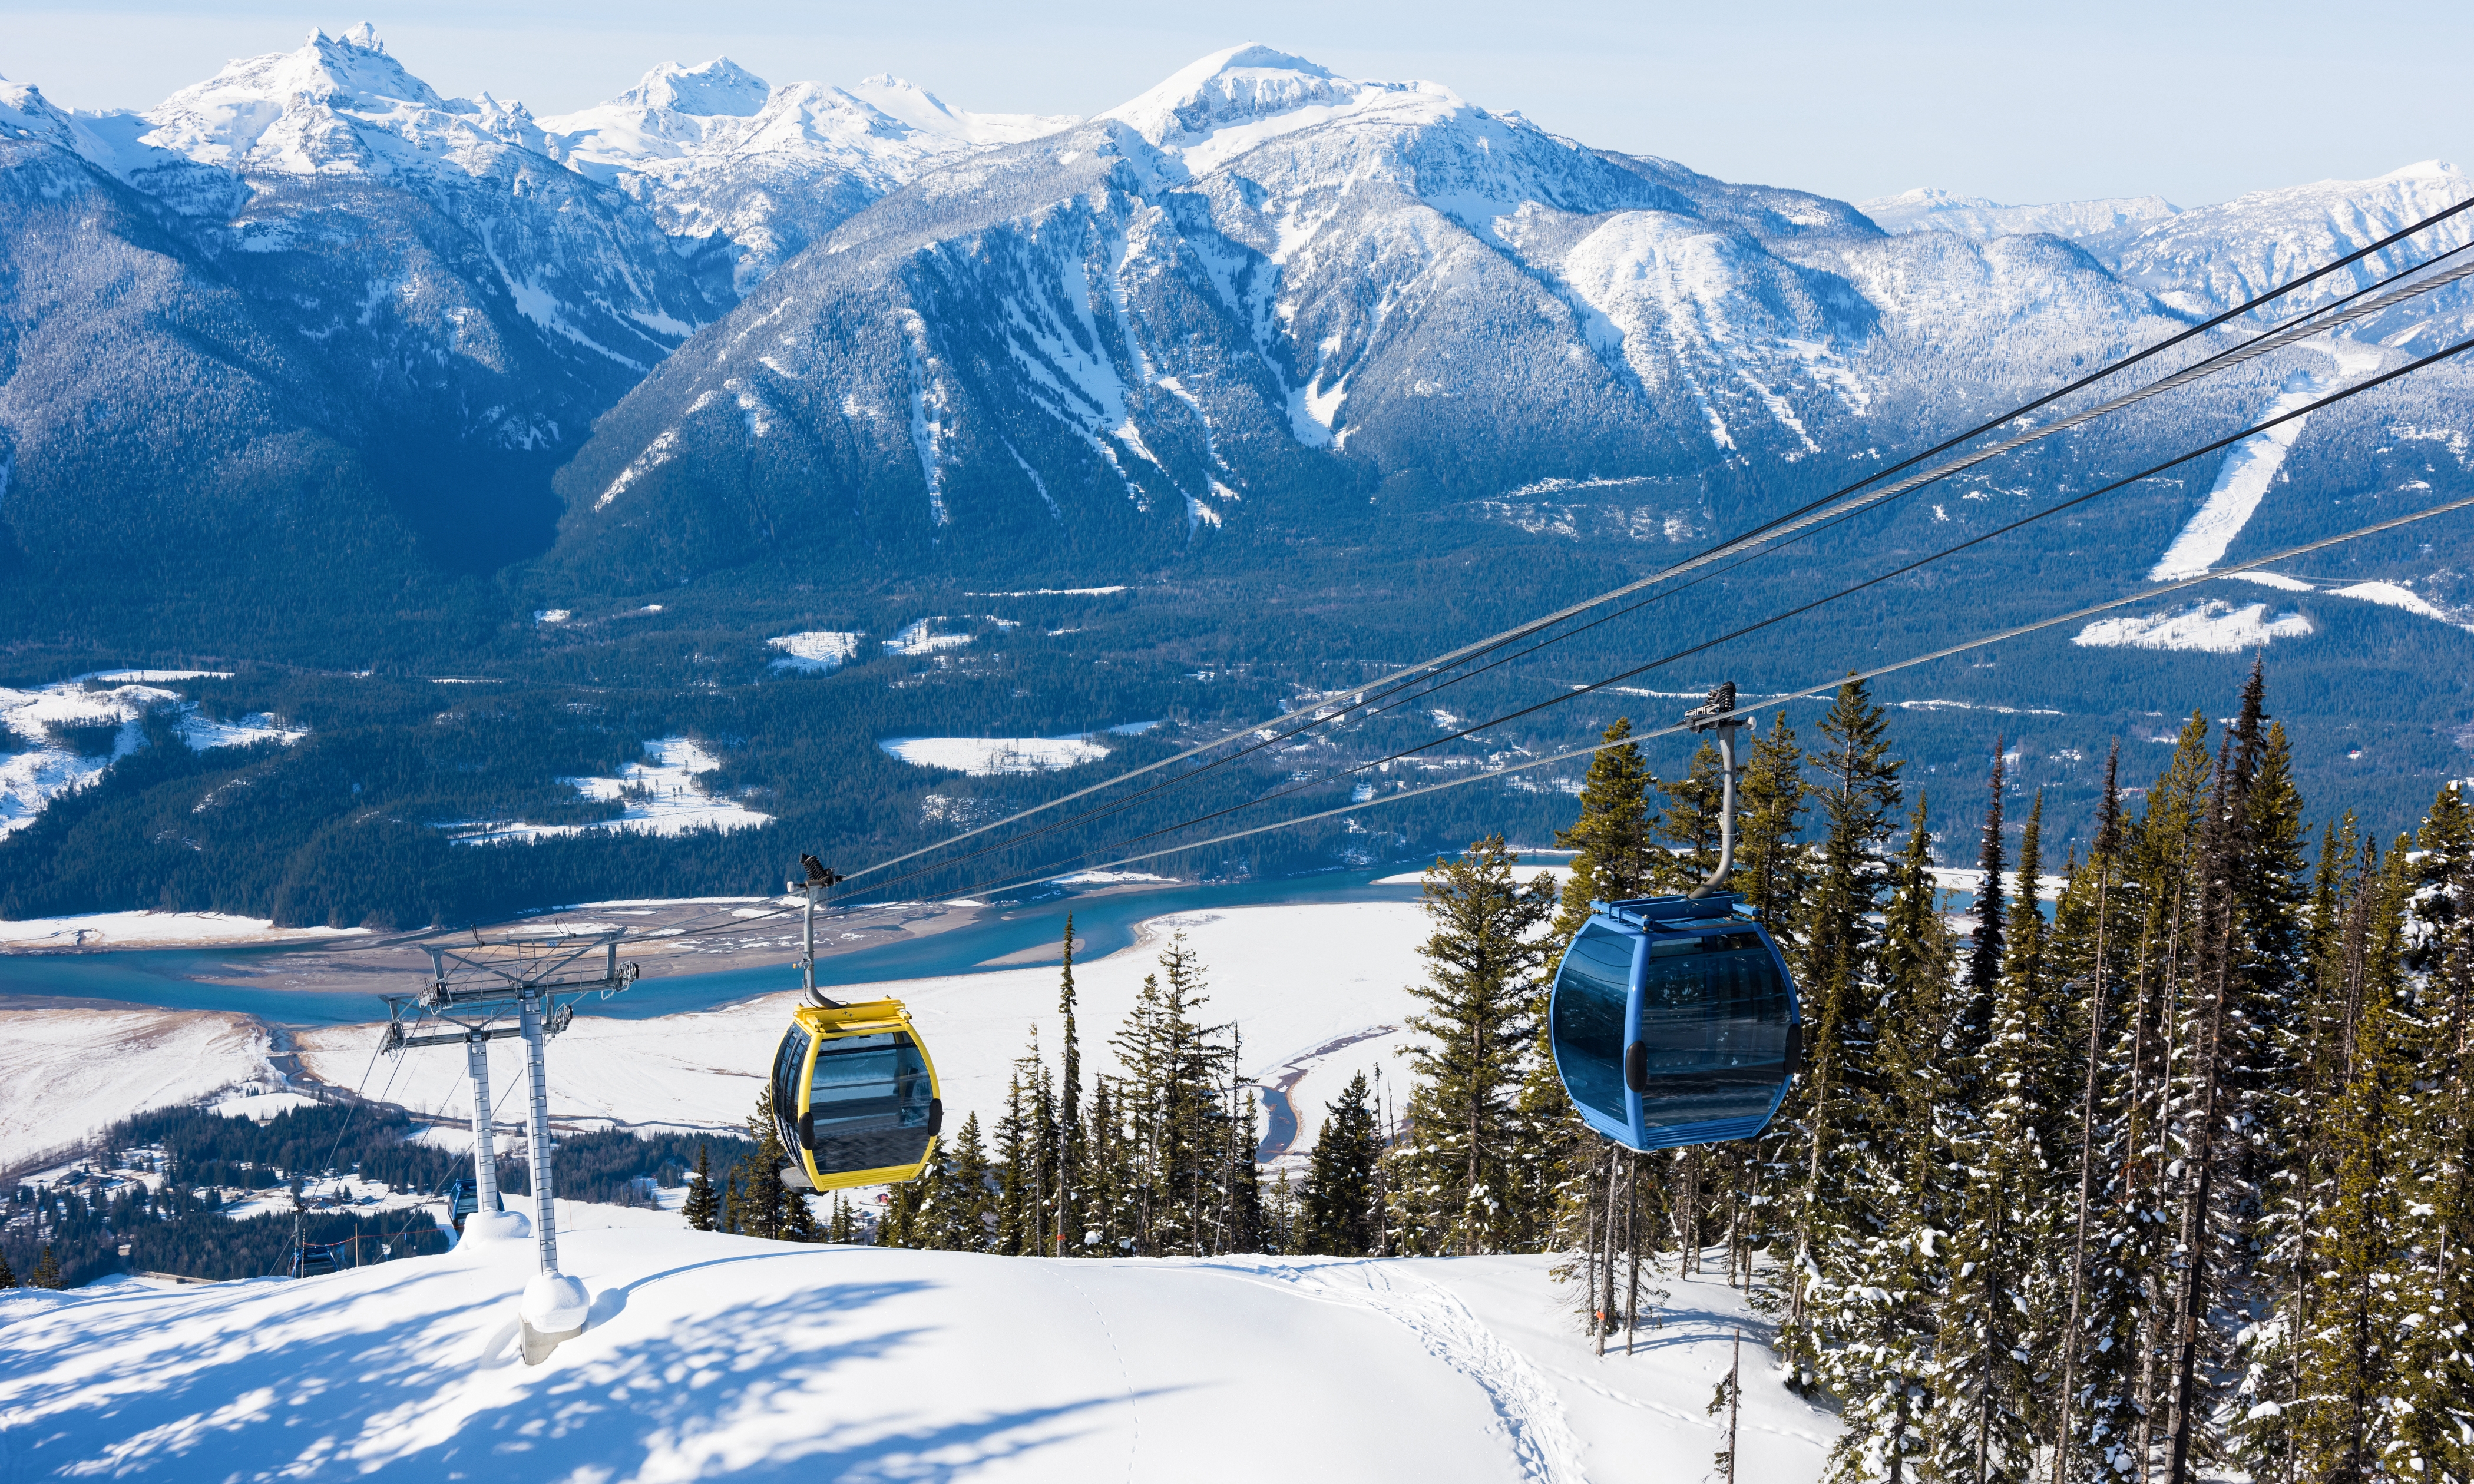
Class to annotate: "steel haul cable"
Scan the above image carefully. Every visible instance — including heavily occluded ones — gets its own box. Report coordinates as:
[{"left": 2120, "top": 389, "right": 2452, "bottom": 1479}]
[
  {"left": 839, "top": 329, "right": 2474, "bottom": 905},
  {"left": 835, "top": 192, "right": 2474, "bottom": 889}
]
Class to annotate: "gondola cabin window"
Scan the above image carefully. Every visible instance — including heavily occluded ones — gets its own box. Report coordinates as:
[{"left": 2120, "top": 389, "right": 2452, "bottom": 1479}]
[
  {"left": 1552, "top": 923, "right": 1636, "bottom": 1127},
  {"left": 1636, "top": 932, "right": 1794, "bottom": 1138}
]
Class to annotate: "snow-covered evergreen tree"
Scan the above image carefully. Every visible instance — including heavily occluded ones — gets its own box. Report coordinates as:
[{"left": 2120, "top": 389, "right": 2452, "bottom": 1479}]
[
  {"left": 1304, "top": 1071, "right": 1384, "bottom": 1255},
  {"left": 1780, "top": 678, "right": 1903, "bottom": 1370},
  {"left": 682, "top": 1142, "right": 719, "bottom": 1232},
  {"left": 1808, "top": 793, "right": 1952, "bottom": 1482},
  {"left": 1387, "top": 834, "right": 1555, "bottom": 1255}
]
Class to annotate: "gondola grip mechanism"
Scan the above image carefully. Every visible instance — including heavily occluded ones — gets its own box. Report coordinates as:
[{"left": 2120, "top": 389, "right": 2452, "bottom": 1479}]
[{"left": 1682, "top": 682, "right": 1749, "bottom": 900}]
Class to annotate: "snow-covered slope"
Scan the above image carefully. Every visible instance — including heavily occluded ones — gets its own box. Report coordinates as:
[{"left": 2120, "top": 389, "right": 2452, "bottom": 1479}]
[
  {"left": 541, "top": 61, "right": 1076, "bottom": 288},
  {"left": 0, "top": 1009, "right": 270, "bottom": 1171},
  {"left": 0, "top": 677, "right": 304, "bottom": 839},
  {"left": 2092, "top": 160, "right": 2474, "bottom": 329},
  {"left": 0, "top": 1229, "right": 1835, "bottom": 1480},
  {"left": 851, "top": 74, "right": 1076, "bottom": 146},
  {"left": 1856, "top": 186, "right": 2179, "bottom": 240}
]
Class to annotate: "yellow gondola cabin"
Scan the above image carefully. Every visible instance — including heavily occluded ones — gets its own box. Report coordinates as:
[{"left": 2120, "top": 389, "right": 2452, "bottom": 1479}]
[{"left": 770, "top": 998, "right": 944, "bottom": 1192}]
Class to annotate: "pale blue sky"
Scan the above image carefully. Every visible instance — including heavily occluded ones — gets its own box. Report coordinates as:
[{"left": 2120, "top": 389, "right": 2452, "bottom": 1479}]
[{"left": 4, "top": 1, "right": 2465, "bottom": 210}]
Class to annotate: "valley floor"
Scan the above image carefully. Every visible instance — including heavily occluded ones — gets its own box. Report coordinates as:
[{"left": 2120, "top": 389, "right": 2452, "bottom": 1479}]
[{"left": 0, "top": 1224, "right": 1838, "bottom": 1482}]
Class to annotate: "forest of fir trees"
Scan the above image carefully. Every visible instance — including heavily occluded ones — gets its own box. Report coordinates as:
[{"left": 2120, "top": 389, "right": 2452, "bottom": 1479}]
[{"left": 674, "top": 665, "right": 2471, "bottom": 1484}]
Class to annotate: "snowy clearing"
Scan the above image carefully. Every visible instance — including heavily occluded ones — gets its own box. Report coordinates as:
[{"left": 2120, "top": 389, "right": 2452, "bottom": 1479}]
[
  {"left": 2227, "top": 571, "right": 2474, "bottom": 630},
  {"left": 2071, "top": 599, "right": 2314, "bottom": 653},
  {"left": 2329, "top": 580, "right": 2474, "bottom": 630},
  {"left": 878, "top": 736, "right": 1109, "bottom": 775},
  {"left": 2147, "top": 370, "right": 2327, "bottom": 580},
  {"left": 765, "top": 630, "right": 862, "bottom": 673},
  {"left": 209, "top": 1092, "right": 322, "bottom": 1121},
  {"left": 1, "top": 677, "right": 307, "bottom": 837},
  {"left": 173, "top": 711, "right": 306, "bottom": 749},
  {"left": 0, "top": 910, "right": 368, "bottom": 950},
  {"left": 0, "top": 1009, "right": 270, "bottom": 1170},
  {"left": 1927, "top": 866, "right": 2069, "bottom": 903},
  {"left": 298, "top": 902, "right": 1433, "bottom": 1157},
  {"left": 444, "top": 738, "right": 773, "bottom": 845},
  {"left": 881, "top": 617, "right": 974, "bottom": 655},
  {"left": 0, "top": 1230, "right": 1836, "bottom": 1482}
]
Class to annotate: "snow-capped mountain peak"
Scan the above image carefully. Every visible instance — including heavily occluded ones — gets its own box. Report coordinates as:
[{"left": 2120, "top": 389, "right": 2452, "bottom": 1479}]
[
  {"left": 134, "top": 23, "right": 538, "bottom": 179},
  {"left": 1098, "top": 44, "right": 1463, "bottom": 174},
  {"left": 2379, "top": 158, "right": 2464, "bottom": 185},
  {"left": 616, "top": 58, "right": 770, "bottom": 117},
  {"left": 848, "top": 74, "right": 1077, "bottom": 145}
]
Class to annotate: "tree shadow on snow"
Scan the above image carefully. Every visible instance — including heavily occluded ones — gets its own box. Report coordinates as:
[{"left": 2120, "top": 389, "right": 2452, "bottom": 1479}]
[{"left": 14, "top": 1250, "right": 1154, "bottom": 1480}]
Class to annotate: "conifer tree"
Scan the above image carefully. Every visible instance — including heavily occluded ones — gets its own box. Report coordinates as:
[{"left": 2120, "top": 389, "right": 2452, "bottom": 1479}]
[
  {"left": 1655, "top": 740, "right": 1725, "bottom": 892},
  {"left": 734, "top": 1086, "right": 794, "bottom": 1240},
  {"left": 827, "top": 1192, "right": 857, "bottom": 1244},
  {"left": 683, "top": 1144, "right": 719, "bottom": 1232},
  {"left": 785, "top": 1190, "right": 822, "bottom": 1243},
  {"left": 32, "top": 1244, "right": 64, "bottom": 1289},
  {"left": 994, "top": 1041, "right": 1057, "bottom": 1257},
  {"left": 880, "top": 1178, "right": 926, "bottom": 1248},
  {"left": 1960, "top": 740, "right": 2009, "bottom": 1067},
  {"left": 917, "top": 1112, "right": 994, "bottom": 1252},
  {"left": 1735, "top": 710, "right": 1811, "bottom": 955},
  {"left": 1389, "top": 834, "right": 1556, "bottom": 1254},
  {"left": 2051, "top": 744, "right": 2143, "bottom": 1482},
  {"left": 1304, "top": 1072, "right": 1384, "bottom": 1255},
  {"left": 1057, "top": 915, "right": 1086, "bottom": 1254},
  {"left": 1549, "top": 718, "right": 1661, "bottom": 948},
  {"left": 1227, "top": 1082, "right": 1266, "bottom": 1254},
  {"left": 2400, "top": 782, "right": 2474, "bottom": 1476},
  {"left": 1928, "top": 783, "right": 2052, "bottom": 1484},
  {"left": 2296, "top": 856, "right": 2416, "bottom": 1480},
  {"left": 0, "top": 1246, "right": 12, "bottom": 1288},
  {"left": 1809, "top": 793, "right": 1952, "bottom": 1480},
  {"left": 1781, "top": 678, "right": 1903, "bottom": 1356}
]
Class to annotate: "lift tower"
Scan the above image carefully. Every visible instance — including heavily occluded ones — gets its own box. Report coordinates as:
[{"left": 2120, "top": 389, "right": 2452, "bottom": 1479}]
[{"left": 381, "top": 930, "right": 637, "bottom": 1364}]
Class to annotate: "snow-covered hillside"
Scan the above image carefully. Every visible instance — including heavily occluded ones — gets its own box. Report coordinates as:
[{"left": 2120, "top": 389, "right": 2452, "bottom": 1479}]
[
  {"left": 0, "top": 675, "right": 306, "bottom": 839},
  {"left": 1855, "top": 186, "right": 2178, "bottom": 240},
  {"left": 2093, "top": 160, "right": 2474, "bottom": 330},
  {"left": 0, "top": 1009, "right": 270, "bottom": 1171},
  {"left": 0, "top": 1225, "right": 1836, "bottom": 1480}
]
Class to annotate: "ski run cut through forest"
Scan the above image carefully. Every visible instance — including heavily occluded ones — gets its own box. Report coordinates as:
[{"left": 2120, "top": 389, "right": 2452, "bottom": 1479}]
[{"left": 5, "top": 668, "right": 2472, "bottom": 1483}]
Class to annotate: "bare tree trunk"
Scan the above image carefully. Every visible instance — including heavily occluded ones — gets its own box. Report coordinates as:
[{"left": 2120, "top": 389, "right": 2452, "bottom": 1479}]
[
  {"left": 1582, "top": 1147, "right": 1599, "bottom": 1343},
  {"left": 2162, "top": 942, "right": 2234, "bottom": 1483},
  {"left": 1625, "top": 1152, "right": 1641, "bottom": 1354},
  {"left": 1598, "top": 1150, "right": 1621, "bottom": 1357},
  {"left": 1678, "top": 1148, "right": 1699, "bottom": 1278}
]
